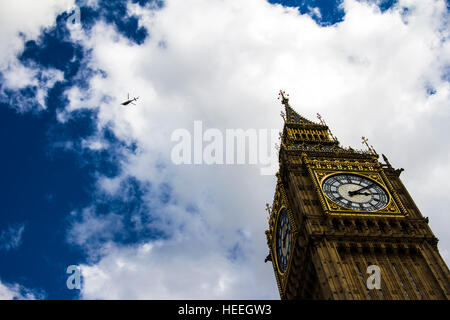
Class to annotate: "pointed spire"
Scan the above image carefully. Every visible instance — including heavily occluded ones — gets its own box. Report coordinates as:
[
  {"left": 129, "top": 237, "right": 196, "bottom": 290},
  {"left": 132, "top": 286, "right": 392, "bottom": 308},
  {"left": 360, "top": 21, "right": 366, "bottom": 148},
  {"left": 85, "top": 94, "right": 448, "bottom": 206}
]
[
  {"left": 279, "top": 90, "right": 289, "bottom": 107},
  {"left": 278, "top": 90, "right": 315, "bottom": 125},
  {"left": 277, "top": 91, "right": 341, "bottom": 152}
]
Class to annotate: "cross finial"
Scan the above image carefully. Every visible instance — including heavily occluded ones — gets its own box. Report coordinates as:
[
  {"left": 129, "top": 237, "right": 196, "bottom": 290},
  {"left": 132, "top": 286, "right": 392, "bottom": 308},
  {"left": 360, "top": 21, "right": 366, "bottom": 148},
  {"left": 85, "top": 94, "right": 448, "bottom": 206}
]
[
  {"left": 362, "top": 136, "right": 370, "bottom": 149},
  {"left": 362, "top": 136, "right": 377, "bottom": 154},
  {"left": 278, "top": 90, "right": 289, "bottom": 107},
  {"left": 317, "top": 113, "right": 322, "bottom": 121}
]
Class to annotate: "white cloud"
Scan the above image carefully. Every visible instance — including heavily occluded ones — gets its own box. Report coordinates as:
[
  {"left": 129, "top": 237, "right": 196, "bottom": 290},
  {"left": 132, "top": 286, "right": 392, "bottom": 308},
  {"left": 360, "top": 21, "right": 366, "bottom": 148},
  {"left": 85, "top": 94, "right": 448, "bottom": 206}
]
[
  {"left": 0, "top": 280, "right": 40, "bottom": 300},
  {"left": 0, "top": 0, "right": 74, "bottom": 66},
  {"left": 0, "top": 224, "right": 25, "bottom": 251},
  {"left": 67, "top": 208, "right": 125, "bottom": 259},
  {"left": 4, "top": 0, "right": 448, "bottom": 299},
  {"left": 0, "top": 0, "right": 74, "bottom": 111},
  {"left": 80, "top": 235, "right": 275, "bottom": 299}
]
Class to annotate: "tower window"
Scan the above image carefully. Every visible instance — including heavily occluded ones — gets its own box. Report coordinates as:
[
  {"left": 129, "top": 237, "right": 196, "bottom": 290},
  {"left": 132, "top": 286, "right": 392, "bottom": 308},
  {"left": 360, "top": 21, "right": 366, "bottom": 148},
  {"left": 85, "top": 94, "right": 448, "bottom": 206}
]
[
  {"left": 404, "top": 264, "right": 422, "bottom": 299},
  {"left": 392, "top": 263, "right": 410, "bottom": 299},
  {"left": 356, "top": 263, "right": 372, "bottom": 300}
]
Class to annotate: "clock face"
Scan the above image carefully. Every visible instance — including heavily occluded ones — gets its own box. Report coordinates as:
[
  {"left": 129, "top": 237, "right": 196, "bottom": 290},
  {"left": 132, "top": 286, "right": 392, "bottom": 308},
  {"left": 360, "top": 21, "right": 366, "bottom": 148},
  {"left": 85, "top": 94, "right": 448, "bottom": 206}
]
[
  {"left": 322, "top": 174, "right": 389, "bottom": 211},
  {"left": 276, "top": 208, "right": 291, "bottom": 273}
]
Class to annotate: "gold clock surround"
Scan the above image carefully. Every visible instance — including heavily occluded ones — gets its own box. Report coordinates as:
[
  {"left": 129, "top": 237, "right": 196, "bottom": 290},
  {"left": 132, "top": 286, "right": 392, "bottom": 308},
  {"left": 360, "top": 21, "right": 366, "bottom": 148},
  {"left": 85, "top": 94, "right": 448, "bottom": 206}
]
[
  {"left": 304, "top": 155, "right": 408, "bottom": 217},
  {"left": 267, "top": 180, "right": 298, "bottom": 298}
]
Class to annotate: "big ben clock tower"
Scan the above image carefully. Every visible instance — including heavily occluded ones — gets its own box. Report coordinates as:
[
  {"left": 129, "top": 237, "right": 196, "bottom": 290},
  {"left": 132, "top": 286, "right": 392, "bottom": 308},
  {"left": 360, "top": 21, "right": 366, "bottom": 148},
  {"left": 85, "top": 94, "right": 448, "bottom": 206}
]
[{"left": 265, "top": 91, "right": 450, "bottom": 300}]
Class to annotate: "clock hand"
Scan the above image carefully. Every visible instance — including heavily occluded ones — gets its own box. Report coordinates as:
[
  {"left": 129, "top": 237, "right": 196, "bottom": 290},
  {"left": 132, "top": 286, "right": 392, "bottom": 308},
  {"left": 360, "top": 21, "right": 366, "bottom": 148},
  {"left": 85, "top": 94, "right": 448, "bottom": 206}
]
[
  {"left": 348, "top": 184, "right": 373, "bottom": 197},
  {"left": 353, "top": 192, "right": 371, "bottom": 197}
]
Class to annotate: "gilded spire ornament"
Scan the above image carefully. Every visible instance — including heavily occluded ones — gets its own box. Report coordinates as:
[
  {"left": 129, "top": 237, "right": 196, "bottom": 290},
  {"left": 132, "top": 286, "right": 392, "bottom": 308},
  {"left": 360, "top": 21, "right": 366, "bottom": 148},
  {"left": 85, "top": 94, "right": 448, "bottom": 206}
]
[
  {"left": 362, "top": 136, "right": 377, "bottom": 154},
  {"left": 316, "top": 113, "right": 326, "bottom": 126},
  {"left": 265, "top": 203, "right": 272, "bottom": 215},
  {"left": 317, "top": 113, "right": 338, "bottom": 142},
  {"left": 278, "top": 90, "right": 289, "bottom": 107}
]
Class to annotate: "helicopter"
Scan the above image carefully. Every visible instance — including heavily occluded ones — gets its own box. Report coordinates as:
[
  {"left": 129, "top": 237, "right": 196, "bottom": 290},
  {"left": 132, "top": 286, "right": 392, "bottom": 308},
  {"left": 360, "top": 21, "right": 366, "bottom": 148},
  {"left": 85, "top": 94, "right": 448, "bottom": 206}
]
[{"left": 121, "top": 93, "right": 139, "bottom": 106}]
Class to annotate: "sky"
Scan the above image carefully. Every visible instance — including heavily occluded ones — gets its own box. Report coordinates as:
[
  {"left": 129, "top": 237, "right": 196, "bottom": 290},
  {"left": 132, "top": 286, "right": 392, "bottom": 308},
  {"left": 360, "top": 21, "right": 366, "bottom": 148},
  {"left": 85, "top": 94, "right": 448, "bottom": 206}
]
[{"left": 0, "top": 0, "right": 449, "bottom": 300}]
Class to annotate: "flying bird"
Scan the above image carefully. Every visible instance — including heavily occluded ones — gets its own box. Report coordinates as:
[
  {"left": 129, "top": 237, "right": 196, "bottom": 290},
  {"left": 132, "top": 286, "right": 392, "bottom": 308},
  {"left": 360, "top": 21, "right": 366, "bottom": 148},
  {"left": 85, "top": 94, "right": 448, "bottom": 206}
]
[{"left": 121, "top": 93, "right": 139, "bottom": 106}]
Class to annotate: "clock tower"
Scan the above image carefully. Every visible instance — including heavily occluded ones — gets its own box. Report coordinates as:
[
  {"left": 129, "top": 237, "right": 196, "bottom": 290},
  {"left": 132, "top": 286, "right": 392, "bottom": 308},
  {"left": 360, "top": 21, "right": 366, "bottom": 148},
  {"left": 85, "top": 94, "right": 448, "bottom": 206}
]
[{"left": 265, "top": 91, "right": 450, "bottom": 300}]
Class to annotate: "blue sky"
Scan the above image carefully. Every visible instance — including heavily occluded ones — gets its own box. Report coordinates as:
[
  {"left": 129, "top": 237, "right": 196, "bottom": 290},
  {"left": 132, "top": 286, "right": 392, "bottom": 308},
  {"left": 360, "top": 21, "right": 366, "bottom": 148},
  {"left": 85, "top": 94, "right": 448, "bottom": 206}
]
[
  {"left": 0, "top": 0, "right": 449, "bottom": 299},
  {"left": 0, "top": 0, "right": 158, "bottom": 299}
]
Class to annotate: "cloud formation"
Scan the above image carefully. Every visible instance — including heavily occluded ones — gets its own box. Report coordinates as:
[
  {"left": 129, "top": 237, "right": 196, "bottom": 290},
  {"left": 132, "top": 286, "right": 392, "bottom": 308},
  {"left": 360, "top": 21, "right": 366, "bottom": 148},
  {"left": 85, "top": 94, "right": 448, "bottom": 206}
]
[
  {"left": 0, "top": 0, "right": 74, "bottom": 112},
  {"left": 58, "top": 0, "right": 450, "bottom": 299},
  {"left": 0, "top": 224, "right": 25, "bottom": 251},
  {"left": 1, "top": 0, "right": 449, "bottom": 299},
  {"left": 0, "top": 279, "right": 41, "bottom": 300}
]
